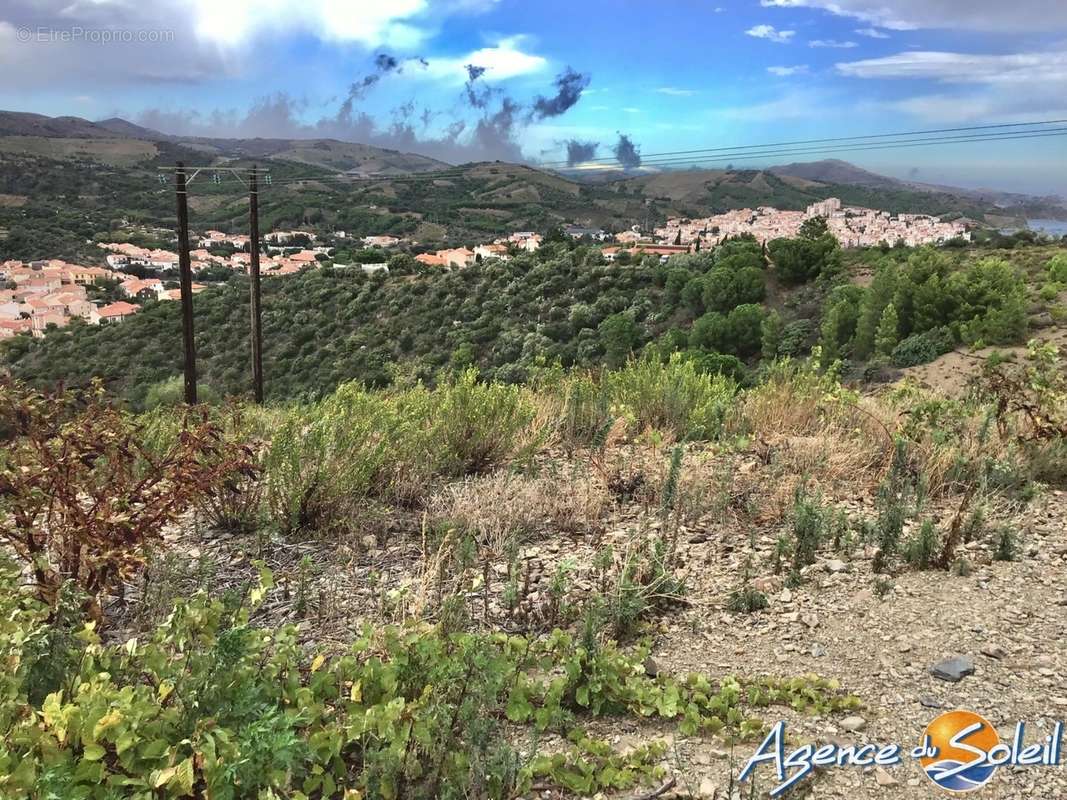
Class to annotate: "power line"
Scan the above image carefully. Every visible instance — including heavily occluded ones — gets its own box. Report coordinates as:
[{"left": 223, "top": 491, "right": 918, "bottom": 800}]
[
  {"left": 540, "top": 118, "right": 1067, "bottom": 167},
  {"left": 257, "top": 127, "right": 1067, "bottom": 187},
  {"left": 154, "top": 119, "right": 1067, "bottom": 194},
  {"left": 597, "top": 128, "right": 1067, "bottom": 171}
]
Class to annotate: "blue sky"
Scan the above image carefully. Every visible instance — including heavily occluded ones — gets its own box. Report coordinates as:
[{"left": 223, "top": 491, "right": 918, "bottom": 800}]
[{"left": 1, "top": 0, "right": 1065, "bottom": 194}]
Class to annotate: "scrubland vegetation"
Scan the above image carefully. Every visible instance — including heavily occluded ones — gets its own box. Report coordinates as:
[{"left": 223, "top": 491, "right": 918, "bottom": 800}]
[{"left": 2, "top": 320, "right": 1066, "bottom": 796}]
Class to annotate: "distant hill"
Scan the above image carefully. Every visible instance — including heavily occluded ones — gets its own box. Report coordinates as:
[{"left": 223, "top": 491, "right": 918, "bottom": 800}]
[
  {"left": 0, "top": 110, "right": 449, "bottom": 174},
  {"left": 769, "top": 159, "right": 902, "bottom": 190}
]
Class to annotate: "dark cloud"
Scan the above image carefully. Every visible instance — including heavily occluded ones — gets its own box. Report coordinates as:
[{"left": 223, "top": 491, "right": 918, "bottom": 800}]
[
  {"left": 342, "top": 52, "right": 407, "bottom": 116},
  {"left": 529, "top": 67, "right": 590, "bottom": 120},
  {"left": 374, "top": 54, "right": 400, "bottom": 72},
  {"left": 134, "top": 54, "right": 588, "bottom": 167},
  {"left": 463, "top": 63, "right": 495, "bottom": 109},
  {"left": 613, "top": 133, "right": 642, "bottom": 169},
  {"left": 565, "top": 140, "right": 599, "bottom": 166}
]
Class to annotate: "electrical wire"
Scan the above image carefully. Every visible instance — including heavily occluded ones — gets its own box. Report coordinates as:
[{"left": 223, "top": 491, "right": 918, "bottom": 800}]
[
  {"left": 539, "top": 118, "right": 1067, "bottom": 166},
  {"left": 154, "top": 120, "right": 1067, "bottom": 192}
]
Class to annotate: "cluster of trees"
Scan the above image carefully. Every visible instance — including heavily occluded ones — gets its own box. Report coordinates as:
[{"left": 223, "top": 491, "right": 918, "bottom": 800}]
[
  {"left": 4, "top": 207, "right": 1045, "bottom": 407},
  {"left": 767, "top": 217, "right": 843, "bottom": 285},
  {"left": 5, "top": 229, "right": 841, "bottom": 406},
  {"left": 818, "top": 248, "right": 1031, "bottom": 368}
]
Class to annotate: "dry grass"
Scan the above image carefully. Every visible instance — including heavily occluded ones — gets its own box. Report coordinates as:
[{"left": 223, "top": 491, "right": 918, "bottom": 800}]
[
  {"left": 736, "top": 367, "right": 895, "bottom": 492},
  {"left": 430, "top": 469, "right": 609, "bottom": 554}
]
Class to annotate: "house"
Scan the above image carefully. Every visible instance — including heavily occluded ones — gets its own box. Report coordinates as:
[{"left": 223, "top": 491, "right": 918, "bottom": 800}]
[
  {"left": 289, "top": 250, "right": 320, "bottom": 264},
  {"left": 121, "top": 278, "right": 164, "bottom": 299},
  {"left": 474, "top": 244, "right": 510, "bottom": 262},
  {"left": 615, "top": 230, "right": 642, "bottom": 244},
  {"left": 362, "top": 235, "right": 400, "bottom": 248},
  {"left": 43, "top": 291, "right": 91, "bottom": 318},
  {"left": 438, "top": 248, "right": 475, "bottom": 268},
  {"left": 602, "top": 244, "right": 691, "bottom": 263},
  {"left": 31, "top": 311, "right": 66, "bottom": 337},
  {"left": 361, "top": 263, "right": 390, "bottom": 274},
  {"left": 564, "top": 225, "right": 608, "bottom": 241},
  {"left": 90, "top": 301, "right": 140, "bottom": 325},
  {"left": 415, "top": 253, "right": 448, "bottom": 267},
  {"left": 21, "top": 296, "right": 65, "bottom": 317},
  {"left": 198, "top": 230, "right": 228, "bottom": 248},
  {"left": 155, "top": 283, "right": 206, "bottom": 301},
  {"left": 0, "top": 301, "right": 22, "bottom": 320},
  {"left": 265, "top": 230, "right": 317, "bottom": 245},
  {"left": 147, "top": 250, "right": 179, "bottom": 269},
  {"left": 0, "top": 319, "right": 31, "bottom": 338}
]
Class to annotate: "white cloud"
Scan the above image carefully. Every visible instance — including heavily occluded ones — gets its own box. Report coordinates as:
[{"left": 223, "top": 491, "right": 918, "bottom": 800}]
[
  {"left": 418, "top": 35, "right": 547, "bottom": 83},
  {"left": 622, "top": 107, "right": 642, "bottom": 113},
  {"left": 880, "top": 90, "right": 1067, "bottom": 123},
  {"left": 759, "top": 0, "right": 1067, "bottom": 33},
  {"left": 0, "top": 0, "right": 505, "bottom": 87},
  {"left": 809, "top": 39, "right": 858, "bottom": 48},
  {"left": 855, "top": 27, "right": 889, "bottom": 38},
  {"left": 656, "top": 87, "right": 697, "bottom": 96},
  {"left": 767, "top": 65, "right": 809, "bottom": 76},
  {"left": 841, "top": 49, "right": 1067, "bottom": 123},
  {"left": 190, "top": 0, "right": 431, "bottom": 49},
  {"left": 746, "top": 24, "right": 795, "bottom": 43},
  {"left": 836, "top": 50, "right": 1067, "bottom": 84}
]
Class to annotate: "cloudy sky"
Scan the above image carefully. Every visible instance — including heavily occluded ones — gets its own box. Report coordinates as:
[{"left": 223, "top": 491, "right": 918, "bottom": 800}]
[{"left": 1, "top": 0, "right": 1065, "bottom": 193}]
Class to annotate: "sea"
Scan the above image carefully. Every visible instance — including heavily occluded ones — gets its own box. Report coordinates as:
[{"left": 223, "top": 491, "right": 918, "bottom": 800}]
[{"left": 1026, "top": 219, "right": 1067, "bottom": 237}]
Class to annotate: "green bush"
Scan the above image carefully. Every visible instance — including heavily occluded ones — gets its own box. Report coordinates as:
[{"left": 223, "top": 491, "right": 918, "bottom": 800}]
[
  {"left": 768, "top": 234, "right": 841, "bottom": 286},
  {"left": 1048, "top": 253, "right": 1067, "bottom": 283},
  {"left": 604, "top": 354, "right": 737, "bottom": 440},
  {"left": 891, "top": 327, "right": 955, "bottom": 368},
  {"left": 429, "top": 369, "right": 537, "bottom": 476},
  {"left": 263, "top": 386, "right": 419, "bottom": 533}
]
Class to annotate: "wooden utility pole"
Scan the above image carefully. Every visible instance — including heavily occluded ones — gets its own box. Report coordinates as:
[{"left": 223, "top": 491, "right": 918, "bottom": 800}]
[
  {"left": 248, "top": 165, "right": 264, "bottom": 403},
  {"left": 174, "top": 162, "right": 198, "bottom": 404}
]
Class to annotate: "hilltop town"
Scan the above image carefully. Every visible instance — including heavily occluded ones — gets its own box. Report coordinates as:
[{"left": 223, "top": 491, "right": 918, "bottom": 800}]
[{"left": 650, "top": 198, "right": 970, "bottom": 250}]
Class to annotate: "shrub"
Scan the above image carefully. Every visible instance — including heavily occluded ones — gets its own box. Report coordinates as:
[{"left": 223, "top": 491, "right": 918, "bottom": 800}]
[
  {"left": 552, "top": 373, "right": 615, "bottom": 448},
  {"left": 0, "top": 563, "right": 860, "bottom": 800},
  {"left": 904, "top": 519, "right": 939, "bottom": 569},
  {"left": 791, "top": 488, "right": 825, "bottom": 574},
  {"left": 993, "top": 526, "right": 1018, "bottom": 561},
  {"left": 727, "top": 585, "right": 768, "bottom": 614},
  {"left": 429, "top": 369, "right": 538, "bottom": 476},
  {"left": 598, "top": 312, "right": 640, "bottom": 368},
  {"left": 263, "top": 386, "right": 416, "bottom": 533},
  {"left": 701, "top": 265, "right": 765, "bottom": 312},
  {"left": 604, "top": 354, "right": 737, "bottom": 440},
  {"left": 778, "top": 319, "right": 816, "bottom": 358},
  {"left": 769, "top": 234, "right": 841, "bottom": 286},
  {"left": 1047, "top": 253, "right": 1067, "bottom": 283},
  {"left": 891, "top": 326, "right": 955, "bottom": 367},
  {"left": 143, "top": 375, "right": 220, "bottom": 410},
  {"left": 0, "top": 380, "right": 252, "bottom": 618}
]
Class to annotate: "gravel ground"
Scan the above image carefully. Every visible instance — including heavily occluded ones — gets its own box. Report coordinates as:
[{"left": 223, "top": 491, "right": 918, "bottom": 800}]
[{"left": 119, "top": 458, "right": 1067, "bottom": 800}]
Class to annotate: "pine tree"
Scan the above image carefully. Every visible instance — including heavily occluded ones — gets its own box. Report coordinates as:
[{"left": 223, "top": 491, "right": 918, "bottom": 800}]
[
  {"left": 875, "top": 302, "right": 899, "bottom": 358},
  {"left": 853, "top": 262, "right": 898, "bottom": 360},
  {"left": 761, "top": 309, "right": 784, "bottom": 360}
]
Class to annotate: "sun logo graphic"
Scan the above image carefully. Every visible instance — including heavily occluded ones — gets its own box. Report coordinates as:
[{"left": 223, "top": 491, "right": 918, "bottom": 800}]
[{"left": 919, "top": 710, "right": 1000, "bottom": 793}]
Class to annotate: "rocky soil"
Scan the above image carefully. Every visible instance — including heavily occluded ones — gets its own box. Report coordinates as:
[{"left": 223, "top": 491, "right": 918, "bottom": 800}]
[{"left": 117, "top": 453, "right": 1067, "bottom": 799}]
